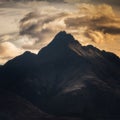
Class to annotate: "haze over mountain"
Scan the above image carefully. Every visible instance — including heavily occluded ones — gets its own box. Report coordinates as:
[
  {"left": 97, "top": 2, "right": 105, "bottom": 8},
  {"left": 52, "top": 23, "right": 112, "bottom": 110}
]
[{"left": 0, "top": 31, "right": 120, "bottom": 120}]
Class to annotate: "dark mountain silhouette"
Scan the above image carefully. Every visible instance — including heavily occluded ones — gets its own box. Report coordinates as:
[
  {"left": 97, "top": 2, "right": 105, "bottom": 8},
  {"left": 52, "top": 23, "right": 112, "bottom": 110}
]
[
  {"left": 0, "top": 89, "right": 80, "bottom": 120},
  {"left": 0, "top": 65, "right": 2, "bottom": 68},
  {"left": 0, "top": 89, "right": 48, "bottom": 120},
  {"left": 0, "top": 31, "right": 120, "bottom": 119}
]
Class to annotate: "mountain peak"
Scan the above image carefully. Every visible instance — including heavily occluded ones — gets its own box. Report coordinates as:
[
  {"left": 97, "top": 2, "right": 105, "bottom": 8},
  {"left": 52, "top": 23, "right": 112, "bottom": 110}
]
[
  {"left": 55, "top": 31, "right": 67, "bottom": 35},
  {"left": 54, "top": 31, "right": 72, "bottom": 39},
  {"left": 37, "top": 31, "right": 79, "bottom": 62},
  {"left": 47, "top": 31, "right": 76, "bottom": 47}
]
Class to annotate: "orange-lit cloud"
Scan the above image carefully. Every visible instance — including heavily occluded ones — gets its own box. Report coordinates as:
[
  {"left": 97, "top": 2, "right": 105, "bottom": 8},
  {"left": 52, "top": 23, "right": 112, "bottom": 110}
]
[{"left": 0, "top": 42, "right": 23, "bottom": 64}]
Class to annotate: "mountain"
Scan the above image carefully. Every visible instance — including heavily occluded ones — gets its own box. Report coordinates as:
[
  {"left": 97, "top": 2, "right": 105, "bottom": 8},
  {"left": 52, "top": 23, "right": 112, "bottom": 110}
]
[
  {"left": 0, "top": 89, "right": 80, "bottom": 120},
  {"left": 0, "top": 31, "right": 120, "bottom": 119},
  {"left": 0, "top": 89, "right": 48, "bottom": 120}
]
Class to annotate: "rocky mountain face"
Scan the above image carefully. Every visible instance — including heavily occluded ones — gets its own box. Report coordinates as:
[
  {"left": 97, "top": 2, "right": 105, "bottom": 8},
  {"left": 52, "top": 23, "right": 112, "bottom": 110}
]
[{"left": 0, "top": 31, "right": 120, "bottom": 120}]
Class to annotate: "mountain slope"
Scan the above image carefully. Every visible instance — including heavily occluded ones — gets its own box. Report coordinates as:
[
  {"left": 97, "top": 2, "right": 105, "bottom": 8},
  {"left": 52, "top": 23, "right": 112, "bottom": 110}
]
[
  {"left": 0, "top": 89, "right": 81, "bottom": 120},
  {"left": 0, "top": 31, "right": 120, "bottom": 119},
  {"left": 0, "top": 89, "right": 48, "bottom": 120}
]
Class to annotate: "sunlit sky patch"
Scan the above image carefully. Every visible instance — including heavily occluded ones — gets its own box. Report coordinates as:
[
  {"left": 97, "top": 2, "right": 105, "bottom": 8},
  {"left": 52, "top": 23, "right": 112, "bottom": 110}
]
[{"left": 0, "top": 0, "right": 120, "bottom": 64}]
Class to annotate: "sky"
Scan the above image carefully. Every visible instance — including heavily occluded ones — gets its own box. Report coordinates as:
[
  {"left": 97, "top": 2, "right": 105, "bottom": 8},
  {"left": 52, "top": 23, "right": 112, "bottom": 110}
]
[{"left": 0, "top": 0, "right": 120, "bottom": 64}]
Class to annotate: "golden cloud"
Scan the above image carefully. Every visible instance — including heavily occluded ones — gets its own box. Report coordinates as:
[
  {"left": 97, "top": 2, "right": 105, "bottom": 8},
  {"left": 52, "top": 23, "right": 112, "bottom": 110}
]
[{"left": 0, "top": 42, "right": 23, "bottom": 64}]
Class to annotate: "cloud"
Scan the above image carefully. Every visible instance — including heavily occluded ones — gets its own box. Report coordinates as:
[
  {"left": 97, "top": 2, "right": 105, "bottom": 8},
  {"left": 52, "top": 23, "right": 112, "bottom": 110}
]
[
  {"left": 64, "top": 4, "right": 120, "bottom": 43},
  {"left": 0, "top": 42, "right": 23, "bottom": 64},
  {"left": 0, "top": 0, "right": 65, "bottom": 2},
  {"left": 65, "top": 4, "right": 120, "bottom": 33},
  {"left": 0, "top": 40, "right": 38, "bottom": 64},
  {"left": 64, "top": 0, "right": 120, "bottom": 6},
  {"left": 19, "top": 11, "right": 67, "bottom": 36},
  {"left": 19, "top": 10, "right": 68, "bottom": 47},
  {"left": 93, "top": 0, "right": 120, "bottom": 6},
  {"left": 0, "top": 42, "right": 22, "bottom": 57},
  {"left": 0, "top": 1, "right": 120, "bottom": 64}
]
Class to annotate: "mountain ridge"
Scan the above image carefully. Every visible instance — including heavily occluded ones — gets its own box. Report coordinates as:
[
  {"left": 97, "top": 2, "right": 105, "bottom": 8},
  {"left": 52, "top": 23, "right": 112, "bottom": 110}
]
[{"left": 0, "top": 31, "right": 120, "bottom": 119}]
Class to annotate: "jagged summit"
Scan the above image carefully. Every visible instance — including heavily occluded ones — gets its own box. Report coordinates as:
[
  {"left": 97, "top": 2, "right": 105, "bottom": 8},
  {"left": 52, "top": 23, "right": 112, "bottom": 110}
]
[
  {"left": 38, "top": 31, "right": 78, "bottom": 52},
  {"left": 38, "top": 31, "right": 80, "bottom": 62},
  {"left": 50, "top": 31, "right": 76, "bottom": 44}
]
